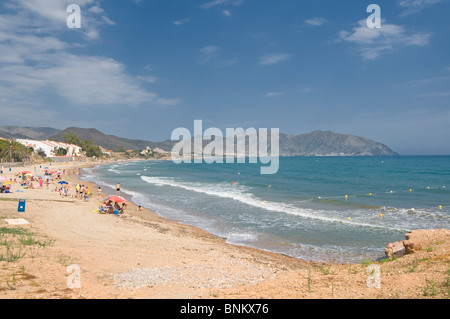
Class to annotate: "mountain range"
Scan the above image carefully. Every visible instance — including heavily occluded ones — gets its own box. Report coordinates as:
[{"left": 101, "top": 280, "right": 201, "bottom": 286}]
[{"left": 0, "top": 125, "right": 399, "bottom": 156}]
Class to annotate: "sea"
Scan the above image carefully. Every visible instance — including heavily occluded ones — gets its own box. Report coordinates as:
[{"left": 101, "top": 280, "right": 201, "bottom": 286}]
[{"left": 80, "top": 156, "right": 450, "bottom": 263}]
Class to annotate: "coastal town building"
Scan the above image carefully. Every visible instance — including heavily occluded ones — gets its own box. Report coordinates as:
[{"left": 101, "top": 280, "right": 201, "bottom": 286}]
[{"left": 16, "top": 139, "right": 82, "bottom": 157}]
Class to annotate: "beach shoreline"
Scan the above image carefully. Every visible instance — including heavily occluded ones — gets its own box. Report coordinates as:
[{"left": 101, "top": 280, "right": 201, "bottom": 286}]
[{"left": 0, "top": 159, "right": 449, "bottom": 299}]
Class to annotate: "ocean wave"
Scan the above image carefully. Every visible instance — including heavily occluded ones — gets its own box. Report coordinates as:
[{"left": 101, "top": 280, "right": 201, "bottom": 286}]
[
  {"left": 225, "top": 232, "right": 259, "bottom": 244},
  {"left": 140, "top": 176, "right": 408, "bottom": 232}
]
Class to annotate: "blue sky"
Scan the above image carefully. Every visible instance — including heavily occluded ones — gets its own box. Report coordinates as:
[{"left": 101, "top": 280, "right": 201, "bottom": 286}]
[{"left": 0, "top": 0, "right": 449, "bottom": 155}]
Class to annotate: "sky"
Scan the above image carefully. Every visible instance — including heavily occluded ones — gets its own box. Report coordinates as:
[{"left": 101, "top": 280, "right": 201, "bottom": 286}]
[{"left": 0, "top": 0, "right": 449, "bottom": 155}]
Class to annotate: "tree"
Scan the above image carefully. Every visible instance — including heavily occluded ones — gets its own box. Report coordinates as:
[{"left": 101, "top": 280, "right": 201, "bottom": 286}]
[
  {"left": 116, "top": 145, "right": 126, "bottom": 153},
  {"left": 0, "top": 139, "right": 30, "bottom": 163},
  {"left": 82, "top": 140, "right": 103, "bottom": 158},
  {"left": 60, "top": 132, "right": 103, "bottom": 158},
  {"left": 36, "top": 148, "right": 46, "bottom": 158},
  {"left": 56, "top": 148, "right": 68, "bottom": 156},
  {"left": 62, "top": 132, "right": 83, "bottom": 147}
]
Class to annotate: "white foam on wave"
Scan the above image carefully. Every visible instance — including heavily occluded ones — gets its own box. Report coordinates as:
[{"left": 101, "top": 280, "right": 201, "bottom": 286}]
[
  {"left": 140, "top": 176, "right": 408, "bottom": 232},
  {"left": 378, "top": 206, "right": 450, "bottom": 230},
  {"left": 107, "top": 164, "right": 121, "bottom": 174},
  {"left": 225, "top": 232, "right": 259, "bottom": 244}
]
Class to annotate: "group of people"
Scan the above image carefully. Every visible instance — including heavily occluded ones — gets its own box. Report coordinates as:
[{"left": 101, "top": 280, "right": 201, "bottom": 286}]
[
  {"left": 0, "top": 182, "right": 11, "bottom": 193},
  {"left": 75, "top": 184, "right": 91, "bottom": 200},
  {"left": 54, "top": 182, "right": 69, "bottom": 197},
  {"left": 3, "top": 167, "right": 134, "bottom": 215},
  {"left": 100, "top": 199, "right": 127, "bottom": 214}
]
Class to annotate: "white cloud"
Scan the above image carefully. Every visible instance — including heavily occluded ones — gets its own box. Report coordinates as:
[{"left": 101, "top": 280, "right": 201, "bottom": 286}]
[
  {"left": 0, "top": 52, "right": 175, "bottom": 107},
  {"left": 409, "top": 76, "right": 450, "bottom": 87},
  {"left": 223, "top": 10, "right": 232, "bottom": 16},
  {"left": 397, "top": 0, "right": 445, "bottom": 16},
  {"left": 101, "top": 15, "right": 116, "bottom": 26},
  {"left": 201, "top": 0, "right": 244, "bottom": 10},
  {"left": 197, "top": 46, "right": 238, "bottom": 67},
  {"left": 12, "top": 0, "right": 115, "bottom": 41},
  {"left": 173, "top": 18, "right": 190, "bottom": 26},
  {"left": 304, "top": 17, "right": 327, "bottom": 27},
  {"left": 0, "top": 1, "right": 179, "bottom": 113},
  {"left": 88, "top": 5, "right": 104, "bottom": 14},
  {"left": 258, "top": 53, "right": 292, "bottom": 65},
  {"left": 338, "top": 20, "right": 431, "bottom": 60},
  {"left": 265, "top": 92, "right": 286, "bottom": 97},
  {"left": 137, "top": 75, "right": 158, "bottom": 83},
  {"left": 198, "top": 46, "right": 220, "bottom": 65},
  {"left": 201, "top": 0, "right": 229, "bottom": 9}
]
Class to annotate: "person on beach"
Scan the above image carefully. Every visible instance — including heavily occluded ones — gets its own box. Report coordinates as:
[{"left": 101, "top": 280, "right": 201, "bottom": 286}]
[
  {"left": 114, "top": 202, "right": 121, "bottom": 214},
  {"left": 79, "top": 185, "right": 85, "bottom": 200},
  {"left": 97, "top": 187, "right": 102, "bottom": 200},
  {"left": 116, "top": 182, "right": 120, "bottom": 195}
]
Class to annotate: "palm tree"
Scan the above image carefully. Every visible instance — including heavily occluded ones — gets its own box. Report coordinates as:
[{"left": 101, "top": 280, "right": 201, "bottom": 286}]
[{"left": 0, "top": 139, "right": 28, "bottom": 163}]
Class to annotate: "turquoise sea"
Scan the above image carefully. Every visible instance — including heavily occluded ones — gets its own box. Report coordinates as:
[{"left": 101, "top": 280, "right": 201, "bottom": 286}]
[{"left": 81, "top": 156, "right": 450, "bottom": 263}]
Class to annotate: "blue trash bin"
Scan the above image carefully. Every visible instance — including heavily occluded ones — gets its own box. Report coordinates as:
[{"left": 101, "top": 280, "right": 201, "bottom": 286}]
[{"left": 18, "top": 199, "right": 26, "bottom": 212}]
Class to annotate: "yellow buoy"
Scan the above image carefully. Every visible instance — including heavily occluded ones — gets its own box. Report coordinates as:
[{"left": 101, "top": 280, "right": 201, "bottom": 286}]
[
  {"left": 345, "top": 195, "right": 348, "bottom": 199},
  {"left": 379, "top": 214, "right": 383, "bottom": 218},
  {"left": 443, "top": 186, "right": 446, "bottom": 189},
  {"left": 318, "top": 196, "right": 322, "bottom": 199},
  {"left": 390, "top": 190, "right": 393, "bottom": 193},
  {"left": 369, "top": 193, "right": 372, "bottom": 196},
  {"left": 347, "top": 217, "right": 351, "bottom": 220},
  {"left": 260, "top": 201, "right": 264, "bottom": 204},
  {"left": 427, "top": 186, "right": 430, "bottom": 189},
  {"left": 409, "top": 189, "right": 413, "bottom": 192},
  {"left": 439, "top": 205, "right": 443, "bottom": 210}
]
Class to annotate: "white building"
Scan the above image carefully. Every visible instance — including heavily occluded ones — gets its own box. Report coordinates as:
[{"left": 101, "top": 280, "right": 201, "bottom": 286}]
[
  {"left": 16, "top": 139, "right": 83, "bottom": 157},
  {"left": 153, "top": 147, "right": 169, "bottom": 154}
]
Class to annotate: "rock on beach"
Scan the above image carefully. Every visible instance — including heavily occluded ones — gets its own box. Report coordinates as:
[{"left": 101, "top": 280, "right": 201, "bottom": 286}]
[{"left": 385, "top": 229, "right": 450, "bottom": 259}]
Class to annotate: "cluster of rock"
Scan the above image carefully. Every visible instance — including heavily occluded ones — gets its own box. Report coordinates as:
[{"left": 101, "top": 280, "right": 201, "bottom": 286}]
[{"left": 385, "top": 229, "right": 450, "bottom": 259}]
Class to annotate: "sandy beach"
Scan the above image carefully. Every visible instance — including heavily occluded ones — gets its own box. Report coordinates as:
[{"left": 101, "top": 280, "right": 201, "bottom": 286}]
[{"left": 0, "top": 159, "right": 449, "bottom": 300}]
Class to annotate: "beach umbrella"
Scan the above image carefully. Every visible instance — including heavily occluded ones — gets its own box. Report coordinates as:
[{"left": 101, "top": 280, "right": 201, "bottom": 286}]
[
  {"left": 0, "top": 176, "right": 7, "bottom": 182},
  {"left": 107, "top": 195, "right": 127, "bottom": 203},
  {"left": 58, "top": 181, "right": 68, "bottom": 184},
  {"left": 2, "top": 181, "right": 12, "bottom": 185}
]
